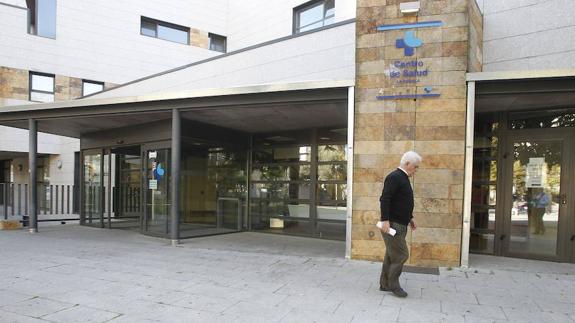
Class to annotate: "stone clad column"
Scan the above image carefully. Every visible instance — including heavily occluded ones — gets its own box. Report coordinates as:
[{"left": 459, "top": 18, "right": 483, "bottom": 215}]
[{"left": 353, "top": 0, "right": 480, "bottom": 267}]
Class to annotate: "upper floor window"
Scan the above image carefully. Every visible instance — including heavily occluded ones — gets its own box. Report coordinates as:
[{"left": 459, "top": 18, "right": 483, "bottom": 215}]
[
  {"left": 82, "top": 80, "right": 104, "bottom": 96},
  {"left": 27, "top": 0, "right": 57, "bottom": 38},
  {"left": 209, "top": 33, "right": 227, "bottom": 53},
  {"left": 29, "top": 72, "right": 55, "bottom": 103},
  {"left": 140, "top": 17, "right": 189, "bottom": 45},
  {"left": 293, "top": 0, "right": 335, "bottom": 34}
]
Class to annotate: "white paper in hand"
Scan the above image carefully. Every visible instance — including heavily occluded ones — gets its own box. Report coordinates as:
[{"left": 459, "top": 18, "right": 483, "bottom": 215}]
[{"left": 376, "top": 221, "right": 396, "bottom": 236}]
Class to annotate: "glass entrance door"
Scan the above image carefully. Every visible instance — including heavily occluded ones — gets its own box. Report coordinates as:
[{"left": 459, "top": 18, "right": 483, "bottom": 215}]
[
  {"left": 83, "top": 150, "right": 103, "bottom": 227},
  {"left": 112, "top": 146, "right": 141, "bottom": 229},
  {"left": 504, "top": 130, "right": 574, "bottom": 262},
  {"left": 143, "top": 145, "right": 170, "bottom": 237}
]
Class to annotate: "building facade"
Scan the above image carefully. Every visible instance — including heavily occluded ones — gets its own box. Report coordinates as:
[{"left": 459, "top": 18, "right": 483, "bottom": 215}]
[
  {"left": 1, "top": 0, "right": 574, "bottom": 267},
  {"left": 0, "top": 0, "right": 355, "bottom": 214}
]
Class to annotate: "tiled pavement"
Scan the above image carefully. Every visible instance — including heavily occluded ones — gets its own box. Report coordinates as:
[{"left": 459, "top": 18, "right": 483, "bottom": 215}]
[{"left": 0, "top": 225, "right": 574, "bottom": 322}]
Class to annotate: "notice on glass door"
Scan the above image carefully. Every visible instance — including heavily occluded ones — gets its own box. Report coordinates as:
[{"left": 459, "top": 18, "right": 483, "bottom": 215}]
[
  {"left": 526, "top": 157, "right": 545, "bottom": 188},
  {"left": 149, "top": 179, "right": 158, "bottom": 190}
]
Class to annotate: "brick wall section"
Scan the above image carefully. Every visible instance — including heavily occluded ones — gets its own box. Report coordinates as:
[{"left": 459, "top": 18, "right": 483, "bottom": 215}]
[
  {"left": 1, "top": 66, "right": 118, "bottom": 104},
  {"left": 468, "top": 0, "right": 483, "bottom": 72},
  {"left": 0, "top": 67, "right": 29, "bottom": 101},
  {"left": 55, "top": 75, "right": 83, "bottom": 101},
  {"left": 190, "top": 28, "right": 209, "bottom": 49},
  {"left": 353, "top": 0, "right": 472, "bottom": 267}
]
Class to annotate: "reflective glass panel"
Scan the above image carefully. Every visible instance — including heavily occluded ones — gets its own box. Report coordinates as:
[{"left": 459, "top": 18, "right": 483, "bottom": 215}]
[
  {"left": 509, "top": 140, "right": 561, "bottom": 257},
  {"left": 37, "top": 0, "right": 56, "bottom": 38},
  {"left": 83, "top": 81, "right": 104, "bottom": 96},
  {"left": 251, "top": 183, "right": 311, "bottom": 200},
  {"left": 318, "top": 144, "right": 346, "bottom": 162},
  {"left": 209, "top": 34, "right": 227, "bottom": 53},
  {"left": 318, "top": 164, "right": 346, "bottom": 181},
  {"left": 30, "top": 92, "right": 54, "bottom": 103},
  {"left": 141, "top": 19, "right": 156, "bottom": 37},
  {"left": 299, "top": 3, "right": 324, "bottom": 27},
  {"left": 83, "top": 152, "right": 101, "bottom": 226},
  {"left": 31, "top": 73, "right": 54, "bottom": 92},
  {"left": 251, "top": 165, "right": 310, "bottom": 181},
  {"left": 157, "top": 24, "right": 188, "bottom": 44}
]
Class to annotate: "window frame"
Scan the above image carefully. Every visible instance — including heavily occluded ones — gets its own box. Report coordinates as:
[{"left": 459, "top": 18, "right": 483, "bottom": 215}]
[
  {"left": 208, "top": 33, "right": 227, "bottom": 53},
  {"left": 293, "top": 0, "right": 335, "bottom": 34},
  {"left": 29, "top": 71, "right": 55, "bottom": 103},
  {"left": 82, "top": 79, "right": 105, "bottom": 97},
  {"left": 140, "top": 16, "right": 190, "bottom": 45}
]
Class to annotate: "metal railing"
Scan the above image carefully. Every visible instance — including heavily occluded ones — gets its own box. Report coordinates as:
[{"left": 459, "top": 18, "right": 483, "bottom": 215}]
[{"left": 0, "top": 182, "right": 79, "bottom": 223}]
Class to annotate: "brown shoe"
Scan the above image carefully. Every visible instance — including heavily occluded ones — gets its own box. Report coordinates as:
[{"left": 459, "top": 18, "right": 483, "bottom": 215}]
[{"left": 392, "top": 288, "right": 408, "bottom": 298}]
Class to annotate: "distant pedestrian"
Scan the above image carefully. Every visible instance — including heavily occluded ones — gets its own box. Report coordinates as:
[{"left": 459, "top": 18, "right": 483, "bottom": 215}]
[{"left": 378, "top": 151, "right": 421, "bottom": 298}]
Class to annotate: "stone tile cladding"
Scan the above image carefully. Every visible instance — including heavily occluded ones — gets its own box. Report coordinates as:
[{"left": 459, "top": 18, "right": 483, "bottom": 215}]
[
  {"left": 1, "top": 66, "right": 118, "bottom": 103},
  {"left": 353, "top": 0, "right": 481, "bottom": 267}
]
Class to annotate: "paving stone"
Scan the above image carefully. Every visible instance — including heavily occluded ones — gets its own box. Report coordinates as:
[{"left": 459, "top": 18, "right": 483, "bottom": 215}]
[
  {"left": 349, "top": 306, "right": 400, "bottom": 323},
  {"left": 41, "top": 305, "right": 120, "bottom": 322},
  {"left": 280, "top": 308, "right": 354, "bottom": 323},
  {"left": 1, "top": 297, "right": 76, "bottom": 318},
  {"left": 1, "top": 226, "right": 575, "bottom": 322},
  {"left": 381, "top": 296, "right": 441, "bottom": 313},
  {"left": 422, "top": 289, "right": 479, "bottom": 305},
  {"left": 501, "top": 306, "right": 574, "bottom": 323},
  {"left": 222, "top": 301, "right": 293, "bottom": 322},
  {"left": 397, "top": 307, "right": 465, "bottom": 323},
  {"left": 172, "top": 293, "right": 238, "bottom": 313},
  {"left": 441, "top": 301, "right": 507, "bottom": 320},
  {"left": 0, "top": 309, "right": 48, "bottom": 323},
  {"left": 0, "top": 290, "right": 36, "bottom": 307}
]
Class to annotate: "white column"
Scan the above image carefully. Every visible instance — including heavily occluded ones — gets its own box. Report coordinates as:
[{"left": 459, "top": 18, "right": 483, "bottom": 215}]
[
  {"left": 461, "top": 81, "right": 476, "bottom": 268},
  {"left": 345, "top": 86, "right": 355, "bottom": 259}
]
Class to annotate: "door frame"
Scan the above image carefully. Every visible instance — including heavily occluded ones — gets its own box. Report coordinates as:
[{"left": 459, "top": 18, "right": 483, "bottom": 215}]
[{"left": 499, "top": 127, "right": 574, "bottom": 262}]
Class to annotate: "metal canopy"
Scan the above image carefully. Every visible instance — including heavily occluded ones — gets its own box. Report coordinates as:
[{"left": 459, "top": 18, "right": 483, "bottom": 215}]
[
  {"left": 475, "top": 77, "right": 575, "bottom": 113},
  {"left": 181, "top": 101, "right": 346, "bottom": 133},
  {"left": 0, "top": 83, "right": 349, "bottom": 138}
]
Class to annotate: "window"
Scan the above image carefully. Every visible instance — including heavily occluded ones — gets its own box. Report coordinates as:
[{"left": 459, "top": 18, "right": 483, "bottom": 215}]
[
  {"left": 29, "top": 72, "right": 55, "bottom": 102},
  {"left": 82, "top": 80, "right": 104, "bottom": 96},
  {"left": 294, "top": 0, "right": 335, "bottom": 34},
  {"left": 209, "top": 33, "right": 227, "bottom": 53},
  {"left": 27, "top": 0, "right": 57, "bottom": 38},
  {"left": 140, "top": 17, "right": 189, "bottom": 45}
]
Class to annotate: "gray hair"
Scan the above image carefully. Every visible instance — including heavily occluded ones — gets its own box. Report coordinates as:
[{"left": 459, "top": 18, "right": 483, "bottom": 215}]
[{"left": 400, "top": 151, "right": 422, "bottom": 167}]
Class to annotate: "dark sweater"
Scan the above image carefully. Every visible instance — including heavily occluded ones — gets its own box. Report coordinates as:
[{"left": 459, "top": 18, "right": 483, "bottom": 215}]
[{"left": 379, "top": 168, "right": 414, "bottom": 225}]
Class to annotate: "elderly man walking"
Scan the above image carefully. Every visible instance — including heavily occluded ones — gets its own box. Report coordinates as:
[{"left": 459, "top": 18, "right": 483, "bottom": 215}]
[{"left": 378, "top": 151, "right": 421, "bottom": 298}]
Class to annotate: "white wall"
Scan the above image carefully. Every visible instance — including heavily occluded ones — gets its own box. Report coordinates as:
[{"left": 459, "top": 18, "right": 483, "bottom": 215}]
[
  {"left": 482, "top": 0, "right": 575, "bottom": 71},
  {"left": 1, "top": 125, "right": 79, "bottom": 185},
  {"left": 227, "top": 0, "right": 356, "bottom": 51},
  {"left": 0, "top": 0, "right": 356, "bottom": 85},
  {"left": 90, "top": 21, "right": 355, "bottom": 99},
  {"left": 0, "top": 0, "right": 227, "bottom": 85}
]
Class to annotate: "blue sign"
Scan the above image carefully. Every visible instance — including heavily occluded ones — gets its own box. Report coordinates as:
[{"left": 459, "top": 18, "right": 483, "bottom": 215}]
[
  {"left": 375, "top": 21, "right": 444, "bottom": 100},
  {"left": 152, "top": 162, "right": 165, "bottom": 181},
  {"left": 396, "top": 31, "right": 422, "bottom": 56}
]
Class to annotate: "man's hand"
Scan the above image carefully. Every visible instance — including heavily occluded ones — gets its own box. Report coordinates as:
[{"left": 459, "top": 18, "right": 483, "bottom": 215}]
[
  {"left": 410, "top": 219, "right": 417, "bottom": 231},
  {"left": 380, "top": 220, "right": 390, "bottom": 234}
]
